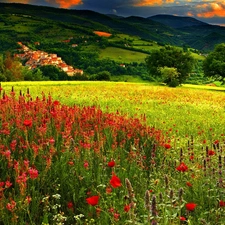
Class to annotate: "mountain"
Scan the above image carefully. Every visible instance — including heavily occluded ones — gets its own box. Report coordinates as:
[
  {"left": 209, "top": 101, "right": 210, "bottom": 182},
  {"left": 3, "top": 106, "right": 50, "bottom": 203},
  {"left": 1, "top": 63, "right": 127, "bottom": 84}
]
[
  {"left": 149, "top": 14, "right": 208, "bottom": 28},
  {"left": 0, "top": 2, "right": 225, "bottom": 52}
]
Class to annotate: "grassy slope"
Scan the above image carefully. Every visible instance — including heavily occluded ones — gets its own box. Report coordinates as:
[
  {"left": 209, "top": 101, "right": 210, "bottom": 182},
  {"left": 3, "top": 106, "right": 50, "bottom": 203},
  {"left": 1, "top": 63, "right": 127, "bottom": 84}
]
[{"left": 99, "top": 47, "right": 148, "bottom": 63}]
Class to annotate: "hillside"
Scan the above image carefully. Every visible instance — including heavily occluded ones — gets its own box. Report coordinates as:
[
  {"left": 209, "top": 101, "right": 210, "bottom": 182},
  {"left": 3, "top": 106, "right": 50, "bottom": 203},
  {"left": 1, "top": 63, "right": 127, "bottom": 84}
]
[{"left": 0, "top": 3, "right": 225, "bottom": 52}]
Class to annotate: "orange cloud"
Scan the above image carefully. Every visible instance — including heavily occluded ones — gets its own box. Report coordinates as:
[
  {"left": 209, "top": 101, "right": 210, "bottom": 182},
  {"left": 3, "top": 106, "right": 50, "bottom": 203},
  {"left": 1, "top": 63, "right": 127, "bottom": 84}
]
[
  {"left": 133, "top": 0, "right": 175, "bottom": 6},
  {"left": 46, "top": 0, "right": 83, "bottom": 8},
  {"left": 134, "top": 0, "right": 163, "bottom": 6},
  {"left": 187, "top": 11, "right": 194, "bottom": 17},
  {"left": 197, "top": 1, "right": 225, "bottom": 18}
]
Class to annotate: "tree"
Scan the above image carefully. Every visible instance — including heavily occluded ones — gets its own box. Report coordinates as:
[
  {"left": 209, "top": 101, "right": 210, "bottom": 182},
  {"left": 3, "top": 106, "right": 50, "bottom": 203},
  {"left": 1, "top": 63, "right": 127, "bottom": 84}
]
[
  {"left": 203, "top": 43, "right": 225, "bottom": 83},
  {"left": 159, "top": 67, "right": 180, "bottom": 87},
  {"left": 145, "top": 45, "right": 195, "bottom": 85},
  {"left": 39, "top": 65, "right": 68, "bottom": 81}
]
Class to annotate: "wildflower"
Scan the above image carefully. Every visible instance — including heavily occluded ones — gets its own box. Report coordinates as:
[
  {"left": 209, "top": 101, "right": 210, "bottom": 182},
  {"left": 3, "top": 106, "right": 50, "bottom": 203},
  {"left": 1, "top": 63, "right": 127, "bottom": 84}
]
[
  {"left": 23, "top": 119, "right": 32, "bottom": 127},
  {"left": 28, "top": 168, "right": 39, "bottom": 179},
  {"left": 185, "top": 202, "right": 197, "bottom": 211},
  {"left": 86, "top": 195, "right": 99, "bottom": 206},
  {"left": 25, "top": 196, "right": 32, "bottom": 204},
  {"left": 108, "top": 160, "right": 115, "bottom": 167},
  {"left": 110, "top": 174, "right": 122, "bottom": 188},
  {"left": 176, "top": 162, "right": 188, "bottom": 172},
  {"left": 67, "top": 201, "right": 74, "bottom": 209},
  {"left": 5, "top": 180, "right": 12, "bottom": 188},
  {"left": 208, "top": 150, "right": 215, "bottom": 156},
  {"left": 84, "top": 161, "right": 89, "bottom": 169},
  {"left": 113, "top": 212, "right": 120, "bottom": 221},
  {"left": 164, "top": 143, "right": 171, "bottom": 149},
  {"left": 180, "top": 216, "right": 186, "bottom": 221},
  {"left": 6, "top": 200, "right": 16, "bottom": 212},
  {"left": 124, "top": 204, "right": 130, "bottom": 212},
  {"left": 219, "top": 200, "right": 225, "bottom": 207},
  {"left": 186, "top": 181, "right": 192, "bottom": 187},
  {"left": 106, "top": 186, "right": 112, "bottom": 194}
]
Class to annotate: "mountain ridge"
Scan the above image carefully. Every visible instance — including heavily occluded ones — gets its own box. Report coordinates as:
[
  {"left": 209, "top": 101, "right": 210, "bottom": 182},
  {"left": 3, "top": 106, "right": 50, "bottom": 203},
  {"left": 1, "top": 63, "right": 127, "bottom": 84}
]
[{"left": 0, "top": 2, "right": 225, "bottom": 51}]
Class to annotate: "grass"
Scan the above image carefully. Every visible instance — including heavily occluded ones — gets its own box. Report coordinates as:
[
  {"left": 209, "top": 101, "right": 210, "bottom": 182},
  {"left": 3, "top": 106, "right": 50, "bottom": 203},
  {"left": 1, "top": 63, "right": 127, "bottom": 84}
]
[
  {"left": 99, "top": 47, "right": 148, "bottom": 63},
  {"left": 1, "top": 81, "right": 225, "bottom": 224}
]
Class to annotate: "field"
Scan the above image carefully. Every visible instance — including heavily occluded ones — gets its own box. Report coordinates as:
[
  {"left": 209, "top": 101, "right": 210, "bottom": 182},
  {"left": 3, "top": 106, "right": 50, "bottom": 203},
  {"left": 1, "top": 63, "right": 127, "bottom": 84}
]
[
  {"left": 1, "top": 81, "right": 225, "bottom": 224},
  {"left": 99, "top": 47, "right": 148, "bottom": 63}
]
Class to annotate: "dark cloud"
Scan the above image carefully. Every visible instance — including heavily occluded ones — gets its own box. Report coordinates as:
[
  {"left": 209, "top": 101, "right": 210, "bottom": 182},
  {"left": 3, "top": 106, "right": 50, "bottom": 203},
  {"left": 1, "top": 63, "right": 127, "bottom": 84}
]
[{"left": 0, "top": 0, "right": 225, "bottom": 25}]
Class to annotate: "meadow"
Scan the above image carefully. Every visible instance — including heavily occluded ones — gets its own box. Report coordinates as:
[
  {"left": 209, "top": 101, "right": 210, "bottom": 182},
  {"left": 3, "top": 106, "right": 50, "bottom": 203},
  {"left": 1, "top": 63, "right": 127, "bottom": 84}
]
[{"left": 1, "top": 81, "right": 225, "bottom": 225}]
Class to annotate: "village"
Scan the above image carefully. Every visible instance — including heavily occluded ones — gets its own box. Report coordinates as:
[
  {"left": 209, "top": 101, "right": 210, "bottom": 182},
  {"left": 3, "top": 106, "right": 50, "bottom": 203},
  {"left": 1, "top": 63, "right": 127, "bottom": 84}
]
[{"left": 15, "top": 42, "right": 83, "bottom": 76}]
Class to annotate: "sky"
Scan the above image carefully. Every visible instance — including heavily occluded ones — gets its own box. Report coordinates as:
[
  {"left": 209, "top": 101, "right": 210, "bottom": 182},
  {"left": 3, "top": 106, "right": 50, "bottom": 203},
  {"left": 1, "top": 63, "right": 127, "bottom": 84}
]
[{"left": 1, "top": 0, "right": 225, "bottom": 25}]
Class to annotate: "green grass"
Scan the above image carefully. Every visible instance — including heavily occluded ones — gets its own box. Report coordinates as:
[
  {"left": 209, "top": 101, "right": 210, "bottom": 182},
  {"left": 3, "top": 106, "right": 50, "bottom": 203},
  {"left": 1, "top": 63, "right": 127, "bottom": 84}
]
[
  {"left": 2, "top": 81, "right": 225, "bottom": 224},
  {"left": 99, "top": 47, "right": 148, "bottom": 63}
]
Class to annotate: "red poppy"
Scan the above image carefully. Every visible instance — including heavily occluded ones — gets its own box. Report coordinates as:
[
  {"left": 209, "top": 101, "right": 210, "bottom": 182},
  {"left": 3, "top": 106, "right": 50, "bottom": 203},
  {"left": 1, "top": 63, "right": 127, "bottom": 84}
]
[
  {"left": 219, "top": 200, "right": 225, "bottom": 207},
  {"left": 180, "top": 216, "right": 186, "bottom": 221},
  {"left": 23, "top": 119, "right": 32, "bottom": 127},
  {"left": 124, "top": 204, "right": 130, "bottom": 212},
  {"left": 208, "top": 150, "right": 215, "bottom": 156},
  {"left": 86, "top": 195, "right": 99, "bottom": 206},
  {"left": 185, "top": 202, "right": 197, "bottom": 211},
  {"left": 110, "top": 174, "right": 122, "bottom": 188},
  {"left": 186, "top": 182, "right": 192, "bottom": 187},
  {"left": 176, "top": 162, "right": 188, "bottom": 172},
  {"left": 67, "top": 201, "right": 74, "bottom": 209},
  {"left": 84, "top": 161, "right": 89, "bottom": 169},
  {"left": 108, "top": 160, "right": 115, "bottom": 167},
  {"left": 164, "top": 143, "right": 171, "bottom": 149}
]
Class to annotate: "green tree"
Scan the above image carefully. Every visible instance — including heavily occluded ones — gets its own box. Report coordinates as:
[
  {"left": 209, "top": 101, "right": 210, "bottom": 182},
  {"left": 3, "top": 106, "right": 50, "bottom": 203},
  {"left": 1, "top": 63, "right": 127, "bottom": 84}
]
[
  {"left": 159, "top": 67, "right": 180, "bottom": 87},
  {"left": 39, "top": 65, "right": 68, "bottom": 81},
  {"left": 145, "top": 45, "right": 195, "bottom": 85},
  {"left": 203, "top": 43, "right": 225, "bottom": 83}
]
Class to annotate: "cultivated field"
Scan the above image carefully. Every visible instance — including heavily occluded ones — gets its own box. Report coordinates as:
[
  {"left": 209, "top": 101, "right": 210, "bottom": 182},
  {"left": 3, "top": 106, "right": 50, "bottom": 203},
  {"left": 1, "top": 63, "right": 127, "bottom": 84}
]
[{"left": 1, "top": 81, "right": 225, "bottom": 224}]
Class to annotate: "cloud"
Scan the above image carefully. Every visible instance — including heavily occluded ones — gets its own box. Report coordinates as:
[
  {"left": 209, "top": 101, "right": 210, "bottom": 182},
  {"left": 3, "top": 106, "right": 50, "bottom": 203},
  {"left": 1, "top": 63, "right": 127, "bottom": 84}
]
[
  {"left": 196, "top": 1, "right": 225, "bottom": 18},
  {"left": 187, "top": 11, "right": 194, "bottom": 17},
  {"left": 46, "top": 0, "right": 83, "bottom": 8},
  {"left": 133, "top": 0, "right": 175, "bottom": 7}
]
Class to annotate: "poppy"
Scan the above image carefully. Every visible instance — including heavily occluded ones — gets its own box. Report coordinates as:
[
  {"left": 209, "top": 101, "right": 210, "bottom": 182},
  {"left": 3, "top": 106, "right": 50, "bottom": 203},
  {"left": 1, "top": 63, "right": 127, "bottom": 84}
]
[
  {"left": 219, "top": 200, "right": 225, "bottom": 207},
  {"left": 176, "top": 162, "right": 188, "bottom": 172},
  {"left": 186, "top": 182, "right": 192, "bottom": 187},
  {"left": 208, "top": 150, "right": 215, "bottom": 156},
  {"left": 67, "top": 201, "right": 74, "bottom": 209},
  {"left": 180, "top": 216, "right": 186, "bottom": 221},
  {"left": 185, "top": 202, "right": 197, "bottom": 211},
  {"left": 110, "top": 174, "right": 122, "bottom": 188},
  {"left": 124, "top": 204, "right": 130, "bottom": 212},
  {"left": 23, "top": 119, "right": 32, "bottom": 127},
  {"left": 86, "top": 195, "right": 99, "bottom": 206},
  {"left": 108, "top": 160, "right": 115, "bottom": 167},
  {"left": 164, "top": 143, "right": 171, "bottom": 149}
]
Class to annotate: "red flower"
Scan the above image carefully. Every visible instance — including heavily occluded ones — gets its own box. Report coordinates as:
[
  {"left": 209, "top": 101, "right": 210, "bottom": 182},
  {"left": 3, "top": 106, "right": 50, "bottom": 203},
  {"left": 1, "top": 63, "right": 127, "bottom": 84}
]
[
  {"left": 28, "top": 168, "right": 39, "bottom": 179},
  {"left": 180, "top": 216, "right": 186, "bottom": 221},
  {"left": 164, "top": 143, "right": 171, "bottom": 149},
  {"left": 67, "top": 201, "right": 74, "bottom": 209},
  {"left": 110, "top": 174, "right": 122, "bottom": 188},
  {"left": 176, "top": 162, "right": 188, "bottom": 172},
  {"left": 219, "top": 200, "right": 225, "bottom": 207},
  {"left": 86, "top": 195, "right": 100, "bottom": 206},
  {"left": 185, "top": 202, "right": 197, "bottom": 211},
  {"left": 124, "top": 204, "right": 130, "bottom": 212},
  {"left": 106, "top": 186, "right": 112, "bottom": 194},
  {"left": 186, "top": 181, "right": 192, "bottom": 187},
  {"left": 108, "top": 160, "right": 115, "bottom": 167},
  {"left": 208, "top": 150, "right": 215, "bottom": 156},
  {"left": 23, "top": 119, "right": 32, "bottom": 127},
  {"left": 84, "top": 161, "right": 89, "bottom": 169}
]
